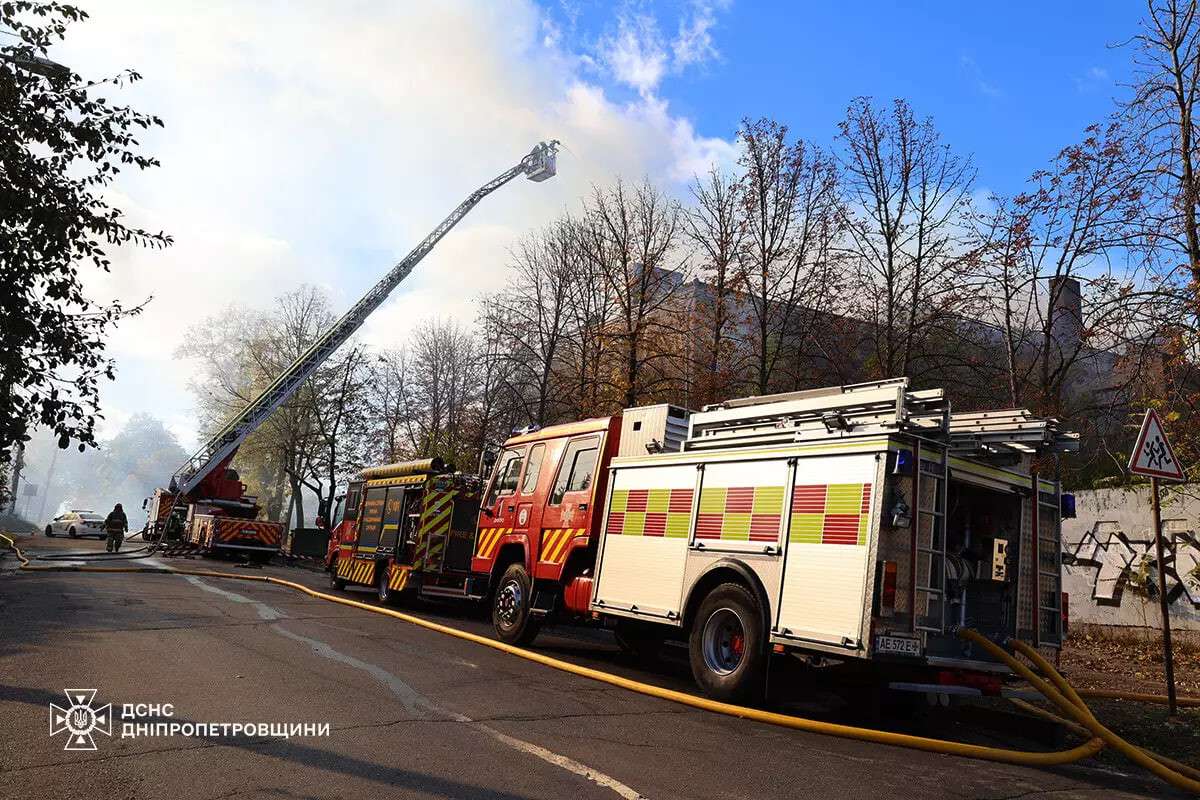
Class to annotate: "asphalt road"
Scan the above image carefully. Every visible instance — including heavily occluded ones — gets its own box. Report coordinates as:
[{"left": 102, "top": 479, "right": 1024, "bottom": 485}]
[{"left": 0, "top": 533, "right": 1185, "bottom": 800}]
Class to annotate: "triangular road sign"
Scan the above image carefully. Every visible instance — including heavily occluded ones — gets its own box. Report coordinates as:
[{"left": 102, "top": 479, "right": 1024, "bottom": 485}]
[{"left": 1128, "top": 409, "right": 1186, "bottom": 481}]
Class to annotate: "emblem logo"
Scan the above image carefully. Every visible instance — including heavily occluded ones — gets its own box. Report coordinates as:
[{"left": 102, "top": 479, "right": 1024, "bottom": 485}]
[{"left": 50, "top": 689, "right": 112, "bottom": 751}]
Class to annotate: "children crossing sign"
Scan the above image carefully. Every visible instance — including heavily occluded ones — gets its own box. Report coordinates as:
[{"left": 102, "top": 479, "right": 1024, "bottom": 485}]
[
  {"left": 1127, "top": 407, "right": 1185, "bottom": 716},
  {"left": 1128, "top": 409, "right": 1185, "bottom": 481}
]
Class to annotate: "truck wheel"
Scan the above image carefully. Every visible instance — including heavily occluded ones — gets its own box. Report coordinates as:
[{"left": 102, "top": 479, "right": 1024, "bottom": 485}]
[
  {"left": 377, "top": 567, "right": 393, "bottom": 604},
  {"left": 688, "top": 582, "right": 766, "bottom": 704},
  {"left": 328, "top": 560, "right": 346, "bottom": 590},
  {"left": 44, "top": 525, "right": 53, "bottom": 537},
  {"left": 493, "top": 562, "right": 540, "bottom": 645},
  {"left": 68, "top": 527, "right": 77, "bottom": 539}
]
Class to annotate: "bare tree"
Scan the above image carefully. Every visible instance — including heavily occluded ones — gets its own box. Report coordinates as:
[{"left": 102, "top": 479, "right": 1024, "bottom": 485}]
[
  {"left": 686, "top": 166, "right": 748, "bottom": 406},
  {"left": 1125, "top": 0, "right": 1200, "bottom": 294},
  {"left": 402, "top": 319, "right": 480, "bottom": 467},
  {"left": 737, "top": 118, "right": 804, "bottom": 394},
  {"left": 838, "top": 98, "right": 977, "bottom": 382},
  {"left": 561, "top": 216, "right": 618, "bottom": 418},
  {"left": 472, "top": 304, "right": 523, "bottom": 461},
  {"left": 368, "top": 347, "right": 412, "bottom": 464},
  {"left": 581, "top": 179, "right": 687, "bottom": 408},
  {"left": 304, "top": 344, "right": 370, "bottom": 524},
  {"left": 495, "top": 220, "right": 577, "bottom": 426}
]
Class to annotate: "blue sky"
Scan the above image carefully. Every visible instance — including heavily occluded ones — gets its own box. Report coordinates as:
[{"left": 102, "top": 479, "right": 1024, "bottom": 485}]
[
  {"left": 552, "top": 0, "right": 1141, "bottom": 198},
  {"left": 39, "top": 0, "right": 1149, "bottom": 455}
]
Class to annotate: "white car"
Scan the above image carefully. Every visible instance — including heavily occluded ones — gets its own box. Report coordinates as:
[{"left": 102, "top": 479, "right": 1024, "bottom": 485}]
[{"left": 44, "top": 511, "right": 107, "bottom": 539}]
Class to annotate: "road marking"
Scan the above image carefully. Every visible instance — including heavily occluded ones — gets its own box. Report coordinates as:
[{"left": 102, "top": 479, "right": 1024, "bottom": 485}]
[
  {"left": 180, "top": 575, "right": 286, "bottom": 621},
  {"left": 269, "top": 623, "right": 644, "bottom": 799},
  {"left": 476, "top": 725, "right": 645, "bottom": 800},
  {"left": 270, "top": 624, "right": 442, "bottom": 719},
  {"left": 174, "top": 573, "right": 644, "bottom": 796}
]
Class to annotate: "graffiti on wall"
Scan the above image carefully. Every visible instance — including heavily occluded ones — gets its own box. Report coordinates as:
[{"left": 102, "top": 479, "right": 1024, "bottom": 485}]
[{"left": 1063, "top": 520, "right": 1200, "bottom": 607}]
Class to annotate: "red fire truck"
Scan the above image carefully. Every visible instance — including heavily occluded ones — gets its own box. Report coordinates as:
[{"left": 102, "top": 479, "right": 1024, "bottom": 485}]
[
  {"left": 143, "top": 471, "right": 284, "bottom": 560},
  {"left": 324, "top": 458, "right": 486, "bottom": 603},
  {"left": 471, "top": 380, "right": 1077, "bottom": 702}
]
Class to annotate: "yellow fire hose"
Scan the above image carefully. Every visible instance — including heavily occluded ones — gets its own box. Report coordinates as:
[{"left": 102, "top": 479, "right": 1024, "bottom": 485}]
[
  {"left": 1, "top": 532, "right": 1195, "bottom": 792},
  {"left": 1077, "top": 686, "right": 1200, "bottom": 708},
  {"left": 960, "top": 630, "right": 1200, "bottom": 793}
]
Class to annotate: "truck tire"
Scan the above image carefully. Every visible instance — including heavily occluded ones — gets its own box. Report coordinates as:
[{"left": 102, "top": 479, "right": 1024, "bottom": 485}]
[
  {"left": 328, "top": 560, "right": 346, "bottom": 591},
  {"left": 377, "top": 566, "right": 393, "bottom": 604},
  {"left": 492, "top": 562, "right": 540, "bottom": 646},
  {"left": 44, "top": 525, "right": 53, "bottom": 537},
  {"left": 688, "top": 582, "right": 766, "bottom": 704},
  {"left": 68, "top": 527, "right": 77, "bottom": 539}
]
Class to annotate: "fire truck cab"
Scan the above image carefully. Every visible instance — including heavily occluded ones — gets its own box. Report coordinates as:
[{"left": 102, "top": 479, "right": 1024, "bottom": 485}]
[
  {"left": 472, "top": 379, "right": 1077, "bottom": 703},
  {"left": 325, "top": 458, "right": 485, "bottom": 603}
]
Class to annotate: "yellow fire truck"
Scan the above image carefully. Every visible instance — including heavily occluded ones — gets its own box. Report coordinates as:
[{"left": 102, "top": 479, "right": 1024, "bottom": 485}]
[{"left": 325, "top": 459, "right": 486, "bottom": 603}]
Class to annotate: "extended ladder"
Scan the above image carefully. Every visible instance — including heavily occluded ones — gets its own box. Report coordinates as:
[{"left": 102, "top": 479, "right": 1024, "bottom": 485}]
[{"left": 169, "top": 142, "right": 559, "bottom": 497}]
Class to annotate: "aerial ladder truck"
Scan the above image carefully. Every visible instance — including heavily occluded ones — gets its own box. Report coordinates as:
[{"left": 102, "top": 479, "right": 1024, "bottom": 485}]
[{"left": 143, "top": 141, "right": 560, "bottom": 557}]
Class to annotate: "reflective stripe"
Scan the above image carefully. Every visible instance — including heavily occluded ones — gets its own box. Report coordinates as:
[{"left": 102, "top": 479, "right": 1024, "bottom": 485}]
[
  {"left": 475, "top": 527, "right": 510, "bottom": 560},
  {"left": 388, "top": 565, "right": 410, "bottom": 591},
  {"left": 539, "top": 528, "right": 581, "bottom": 564}
]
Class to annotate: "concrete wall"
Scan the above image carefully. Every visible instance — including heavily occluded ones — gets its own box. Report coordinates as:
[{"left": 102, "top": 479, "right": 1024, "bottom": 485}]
[{"left": 1061, "top": 486, "right": 1200, "bottom": 631}]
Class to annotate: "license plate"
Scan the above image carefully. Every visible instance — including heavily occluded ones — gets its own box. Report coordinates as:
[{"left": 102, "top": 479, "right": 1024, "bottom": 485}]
[{"left": 875, "top": 634, "right": 922, "bottom": 657}]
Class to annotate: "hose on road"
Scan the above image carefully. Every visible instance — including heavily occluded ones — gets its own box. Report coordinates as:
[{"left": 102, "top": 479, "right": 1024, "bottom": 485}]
[
  {"left": 2, "top": 531, "right": 1195, "bottom": 793},
  {"left": 34, "top": 544, "right": 157, "bottom": 560}
]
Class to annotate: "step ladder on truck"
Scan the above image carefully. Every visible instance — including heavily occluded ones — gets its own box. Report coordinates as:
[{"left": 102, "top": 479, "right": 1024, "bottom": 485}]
[
  {"left": 323, "top": 458, "right": 487, "bottom": 603},
  {"left": 470, "top": 378, "right": 1078, "bottom": 703},
  {"left": 138, "top": 142, "right": 559, "bottom": 555}
]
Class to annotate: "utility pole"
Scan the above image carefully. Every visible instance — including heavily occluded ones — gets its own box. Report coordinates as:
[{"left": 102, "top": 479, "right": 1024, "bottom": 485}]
[{"left": 7, "top": 442, "right": 23, "bottom": 515}]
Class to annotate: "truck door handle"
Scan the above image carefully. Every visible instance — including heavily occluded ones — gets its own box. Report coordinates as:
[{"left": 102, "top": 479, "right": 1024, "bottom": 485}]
[
  {"left": 507, "top": 505, "right": 515, "bottom": 513},
  {"left": 578, "top": 503, "right": 588, "bottom": 511}
]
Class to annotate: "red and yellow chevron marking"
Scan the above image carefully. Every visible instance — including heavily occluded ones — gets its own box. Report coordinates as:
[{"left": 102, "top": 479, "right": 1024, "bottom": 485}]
[
  {"left": 416, "top": 489, "right": 454, "bottom": 569},
  {"left": 475, "top": 527, "right": 510, "bottom": 560},
  {"left": 387, "top": 564, "right": 411, "bottom": 592},
  {"left": 215, "top": 519, "right": 283, "bottom": 546},
  {"left": 337, "top": 557, "right": 376, "bottom": 585},
  {"left": 539, "top": 528, "right": 583, "bottom": 563}
]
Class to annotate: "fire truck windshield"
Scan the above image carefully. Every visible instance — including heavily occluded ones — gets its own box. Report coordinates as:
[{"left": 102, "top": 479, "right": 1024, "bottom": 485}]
[{"left": 486, "top": 448, "right": 525, "bottom": 504}]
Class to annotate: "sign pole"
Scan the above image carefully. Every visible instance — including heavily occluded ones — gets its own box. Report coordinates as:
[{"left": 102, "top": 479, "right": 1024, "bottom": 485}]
[
  {"left": 1150, "top": 476, "right": 1178, "bottom": 717},
  {"left": 1127, "top": 408, "right": 1185, "bottom": 719}
]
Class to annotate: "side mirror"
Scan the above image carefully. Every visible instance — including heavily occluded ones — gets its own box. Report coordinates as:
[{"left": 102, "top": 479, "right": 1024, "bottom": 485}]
[
  {"left": 142, "top": 498, "right": 148, "bottom": 510},
  {"left": 315, "top": 515, "right": 328, "bottom": 531},
  {"left": 482, "top": 450, "right": 497, "bottom": 470}
]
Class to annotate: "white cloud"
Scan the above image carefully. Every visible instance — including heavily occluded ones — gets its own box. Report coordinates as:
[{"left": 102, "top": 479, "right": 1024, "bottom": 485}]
[
  {"left": 601, "top": 11, "right": 669, "bottom": 96},
  {"left": 598, "top": 1, "right": 725, "bottom": 95},
  {"left": 673, "top": 0, "right": 724, "bottom": 69},
  {"left": 51, "top": 0, "right": 734, "bottom": 444}
]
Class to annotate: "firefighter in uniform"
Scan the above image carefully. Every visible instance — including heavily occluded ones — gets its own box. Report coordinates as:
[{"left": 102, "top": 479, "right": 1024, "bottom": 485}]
[{"left": 104, "top": 503, "right": 128, "bottom": 553}]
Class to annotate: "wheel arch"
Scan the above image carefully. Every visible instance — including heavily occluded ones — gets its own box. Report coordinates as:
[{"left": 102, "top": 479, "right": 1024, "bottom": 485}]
[
  {"left": 491, "top": 540, "right": 528, "bottom": 582},
  {"left": 682, "top": 559, "right": 772, "bottom": 638}
]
